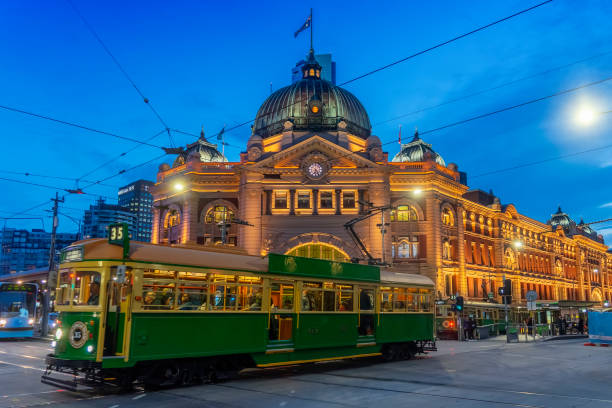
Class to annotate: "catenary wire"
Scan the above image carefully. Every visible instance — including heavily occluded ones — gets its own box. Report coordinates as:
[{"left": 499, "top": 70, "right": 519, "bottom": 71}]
[
  {"left": 339, "top": 0, "right": 553, "bottom": 86},
  {"left": 176, "top": 1, "right": 555, "bottom": 142},
  {"left": 0, "top": 170, "right": 119, "bottom": 189},
  {"left": 0, "top": 104, "right": 164, "bottom": 149},
  {"left": 373, "top": 48, "right": 612, "bottom": 128},
  {"left": 66, "top": 0, "right": 175, "bottom": 147}
]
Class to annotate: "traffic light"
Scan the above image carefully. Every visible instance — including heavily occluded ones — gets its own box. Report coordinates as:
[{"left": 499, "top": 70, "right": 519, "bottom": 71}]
[
  {"left": 500, "top": 280, "right": 512, "bottom": 304},
  {"left": 504, "top": 279, "right": 512, "bottom": 296},
  {"left": 455, "top": 296, "right": 464, "bottom": 311}
]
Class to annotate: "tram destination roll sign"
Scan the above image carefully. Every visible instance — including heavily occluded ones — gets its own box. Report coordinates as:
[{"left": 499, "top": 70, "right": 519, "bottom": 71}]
[{"left": 108, "top": 223, "right": 130, "bottom": 259}]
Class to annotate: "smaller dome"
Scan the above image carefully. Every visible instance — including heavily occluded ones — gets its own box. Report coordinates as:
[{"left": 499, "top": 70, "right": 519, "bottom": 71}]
[
  {"left": 392, "top": 130, "right": 445, "bottom": 166},
  {"left": 173, "top": 127, "right": 227, "bottom": 167},
  {"left": 366, "top": 135, "right": 382, "bottom": 148},
  {"left": 548, "top": 206, "right": 573, "bottom": 232}
]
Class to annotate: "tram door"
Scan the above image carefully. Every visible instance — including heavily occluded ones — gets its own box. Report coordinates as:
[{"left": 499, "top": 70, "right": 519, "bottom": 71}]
[
  {"left": 268, "top": 281, "right": 294, "bottom": 343},
  {"left": 358, "top": 287, "right": 376, "bottom": 338},
  {"left": 103, "top": 266, "right": 132, "bottom": 357}
]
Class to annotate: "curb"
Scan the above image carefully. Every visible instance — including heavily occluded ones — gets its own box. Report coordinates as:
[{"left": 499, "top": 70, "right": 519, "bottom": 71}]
[
  {"left": 542, "top": 335, "right": 588, "bottom": 342},
  {"left": 584, "top": 342, "right": 610, "bottom": 347}
]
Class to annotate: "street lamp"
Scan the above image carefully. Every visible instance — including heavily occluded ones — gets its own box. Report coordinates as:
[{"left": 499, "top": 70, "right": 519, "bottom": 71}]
[
  {"left": 413, "top": 188, "right": 422, "bottom": 196},
  {"left": 575, "top": 106, "right": 597, "bottom": 126},
  {"left": 174, "top": 182, "right": 184, "bottom": 192},
  {"left": 512, "top": 240, "right": 523, "bottom": 250}
]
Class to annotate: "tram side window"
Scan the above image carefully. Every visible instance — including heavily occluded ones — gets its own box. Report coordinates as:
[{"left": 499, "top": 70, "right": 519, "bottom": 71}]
[
  {"left": 336, "top": 284, "right": 353, "bottom": 311},
  {"left": 393, "top": 288, "right": 407, "bottom": 312},
  {"left": 323, "top": 282, "right": 335, "bottom": 312},
  {"left": 302, "top": 282, "right": 322, "bottom": 311},
  {"left": 176, "top": 271, "right": 208, "bottom": 310},
  {"left": 73, "top": 271, "right": 101, "bottom": 306},
  {"left": 237, "top": 276, "right": 263, "bottom": 311},
  {"left": 56, "top": 270, "right": 72, "bottom": 306},
  {"left": 270, "top": 282, "right": 294, "bottom": 311},
  {"left": 380, "top": 287, "right": 393, "bottom": 312},
  {"left": 407, "top": 288, "right": 418, "bottom": 312},
  {"left": 209, "top": 274, "right": 237, "bottom": 311},
  {"left": 142, "top": 269, "right": 175, "bottom": 310},
  {"left": 419, "top": 289, "right": 431, "bottom": 312}
]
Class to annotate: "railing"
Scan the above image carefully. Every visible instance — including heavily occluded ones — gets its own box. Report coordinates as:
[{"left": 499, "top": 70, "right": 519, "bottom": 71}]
[{"left": 506, "top": 323, "right": 553, "bottom": 342}]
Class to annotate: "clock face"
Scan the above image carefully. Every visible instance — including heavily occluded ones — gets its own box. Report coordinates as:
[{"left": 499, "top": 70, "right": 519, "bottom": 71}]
[{"left": 307, "top": 162, "right": 324, "bottom": 178}]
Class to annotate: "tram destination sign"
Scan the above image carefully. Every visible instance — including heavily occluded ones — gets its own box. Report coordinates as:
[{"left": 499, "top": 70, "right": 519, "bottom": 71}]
[{"left": 108, "top": 223, "right": 130, "bottom": 259}]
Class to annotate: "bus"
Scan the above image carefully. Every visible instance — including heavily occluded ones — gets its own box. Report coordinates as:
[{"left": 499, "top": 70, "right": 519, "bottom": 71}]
[
  {"left": 0, "top": 282, "right": 37, "bottom": 338},
  {"left": 42, "top": 236, "right": 436, "bottom": 391}
]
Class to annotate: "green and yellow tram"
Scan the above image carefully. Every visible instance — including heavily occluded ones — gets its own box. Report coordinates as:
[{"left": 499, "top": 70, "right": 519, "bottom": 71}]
[{"left": 42, "top": 237, "right": 436, "bottom": 391}]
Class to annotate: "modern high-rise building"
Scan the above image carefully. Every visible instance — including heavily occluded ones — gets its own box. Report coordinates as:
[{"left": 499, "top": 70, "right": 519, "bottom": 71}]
[
  {"left": 118, "top": 180, "right": 155, "bottom": 242},
  {"left": 0, "top": 228, "right": 77, "bottom": 275},
  {"left": 81, "top": 198, "right": 137, "bottom": 239},
  {"left": 292, "top": 53, "right": 336, "bottom": 84}
]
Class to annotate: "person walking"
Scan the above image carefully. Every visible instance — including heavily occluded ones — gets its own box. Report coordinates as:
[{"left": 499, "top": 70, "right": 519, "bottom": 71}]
[{"left": 578, "top": 317, "right": 584, "bottom": 335}]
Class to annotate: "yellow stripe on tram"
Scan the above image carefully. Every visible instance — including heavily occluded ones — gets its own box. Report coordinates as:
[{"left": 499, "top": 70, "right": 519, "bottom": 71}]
[{"left": 256, "top": 352, "right": 382, "bottom": 368}]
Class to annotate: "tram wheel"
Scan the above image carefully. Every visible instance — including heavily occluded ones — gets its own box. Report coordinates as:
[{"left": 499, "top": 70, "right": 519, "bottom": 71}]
[{"left": 382, "top": 344, "right": 398, "bottom": 361}]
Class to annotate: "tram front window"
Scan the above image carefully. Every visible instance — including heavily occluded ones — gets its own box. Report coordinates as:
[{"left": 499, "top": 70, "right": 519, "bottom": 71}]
[{"left": 72, "top": 271, "right": 101, "bottom": 306}]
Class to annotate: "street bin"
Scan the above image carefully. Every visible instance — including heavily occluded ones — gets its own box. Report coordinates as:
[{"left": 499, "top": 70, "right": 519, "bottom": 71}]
[{"left": 477, "top": 326, "right": 490, "bottom": 340}]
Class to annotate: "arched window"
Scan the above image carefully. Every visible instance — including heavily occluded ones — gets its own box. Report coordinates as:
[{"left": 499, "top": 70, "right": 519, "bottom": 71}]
[
  {"left": 165, "top": 210, "right": 180, "bottom": 228},
  {"left": 391, "top": 205, "right": 418, "bottom": 221},
  {"left": 204, "top": 206, "right": 234, "bottom": 224},
  {"left": 441, "top": 208, "right": 454, "bottom": 226},
  {"left": 393, "top": 237, "right": 419, "bottom": 259},
  {"left": 286, "top": 243, "right": 348, "bottom": 262},
  {"left": 504, "top": 248, "right": 516, "bottom": 270}
]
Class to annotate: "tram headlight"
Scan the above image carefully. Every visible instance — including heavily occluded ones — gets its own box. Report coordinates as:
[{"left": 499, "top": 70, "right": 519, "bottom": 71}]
[
  {"left": 51, "top": 341, "right": 57, "bottom": 348},
  {"left": 55, "top": 328, "right": 63, "bottom": 340},
  {"left": 28, "top": 318, "right": 34, "bottom": 326},
  {"left": 86, "top": 345, "right": 94, "bottom": 353},
  {"left": 0, "top": 319, "right": 6, "bottom": 327}
]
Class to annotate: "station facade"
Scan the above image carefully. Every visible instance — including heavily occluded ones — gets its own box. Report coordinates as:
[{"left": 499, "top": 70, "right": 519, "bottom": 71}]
[{"left": 151, "top": 49, "right": 612, "bottom": 315}]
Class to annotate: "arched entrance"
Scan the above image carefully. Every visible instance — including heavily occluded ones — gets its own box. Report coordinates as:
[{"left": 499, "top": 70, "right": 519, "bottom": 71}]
[{"left": 285, "top": 243, "right": 349, "bottom": 262}]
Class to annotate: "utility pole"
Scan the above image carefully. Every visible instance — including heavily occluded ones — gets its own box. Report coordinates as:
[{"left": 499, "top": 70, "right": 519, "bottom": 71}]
[
  {"left": 376, "top": 209, "right": 390, "bottom": 265},
  {"left": 41, "top": 192, "right": 63, "bottom": 337}
]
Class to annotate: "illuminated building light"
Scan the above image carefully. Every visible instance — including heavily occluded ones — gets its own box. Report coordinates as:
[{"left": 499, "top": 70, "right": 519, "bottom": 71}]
[
  {"left": 174, "top": 183, "right": 184, "bottom": 191},
  {"left": 413, "top": 189, "right": 422, "bottom": 196},
  {"left": 512, "top": 241, "right": 523, "bottom": 249}
]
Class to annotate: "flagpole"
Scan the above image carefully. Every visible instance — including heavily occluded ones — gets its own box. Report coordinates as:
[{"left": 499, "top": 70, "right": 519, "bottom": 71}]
[{"left": 310, "top": 8, "right": 313, "bottom": 50}]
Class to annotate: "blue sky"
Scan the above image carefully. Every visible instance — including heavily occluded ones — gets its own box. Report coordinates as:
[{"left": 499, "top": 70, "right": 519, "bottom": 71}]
[{"left": 0, "top": 0, "right": 611, "bottom": 240}]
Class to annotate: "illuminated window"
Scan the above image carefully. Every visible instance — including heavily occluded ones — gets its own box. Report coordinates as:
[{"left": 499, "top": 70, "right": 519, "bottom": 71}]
[
  {"left": 311, "top": 105, "right": 319, "bottom": 113},
  {"left": 316, "top": 69, "right": 320, "bottom": 78},
  {"left": 286, "top": 243, "right": 348, "bottom": 262},
  {"left": 393, "top": 236, "right": 419, "bottom": 259},
  {"left": 320, "top": 191, "right": 333, "bottom": 209},
  {"left": 309, "top": 68, "right": 315, "bottom": 76},
  {"left": 391, "top": 205, "right": 418, "bottom": 221},
  {"left": 274, "top": 191, "right": 288, "bottom": 209},
  {"left": 342, "top": 191, "right": 356, "bottom": 208},
  {"left": 297, "top": 191, "right": 311, "bottom": 209},
  {"left": 204, "top": 206, "right": 234, "bottom": 223},
  {"left": 441, "top": 208, "right": 454, "bottom": 226}
]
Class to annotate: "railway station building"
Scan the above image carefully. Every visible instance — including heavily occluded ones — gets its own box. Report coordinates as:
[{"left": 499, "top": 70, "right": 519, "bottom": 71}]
[{"left": 151, "top": 48, "right": 612, "bottom": 320}]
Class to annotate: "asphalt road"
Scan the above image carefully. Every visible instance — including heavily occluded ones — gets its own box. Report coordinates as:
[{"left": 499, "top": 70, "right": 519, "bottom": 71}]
[{"left": 0, "top": 337, "right": 611, "bottom": 408}]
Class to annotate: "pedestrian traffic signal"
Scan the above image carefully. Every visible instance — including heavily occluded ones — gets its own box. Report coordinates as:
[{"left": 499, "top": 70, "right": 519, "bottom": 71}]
[
  {"left": 456, "top": 296, "right": 464, "bottom": 311},
  {"left": 503, "top": 279, "right": 512, "bottom": 296}
]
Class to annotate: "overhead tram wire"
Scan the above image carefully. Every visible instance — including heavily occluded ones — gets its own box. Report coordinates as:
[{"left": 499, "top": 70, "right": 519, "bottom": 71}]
[
  {"left": 0, "top": 104, "right": 164, "bottom": 149},
  {"left": 189, "top": 1, "right": 555, "bottom": 143},
  {"left": 66, "top": 0, "right": 175, "bottom": 147},
  {"left": 0, "top": 176, "right": 115, "bottom": 200},
  {"left": 237, "top": 75, "right": 612, "bottom": 182},
  {"left": 339, "top": 0, "right": 553, "bottom": 86},
  {"left": 373, "top": 48, "right": 612, "bottom": 128},
  {"left": 471, "top": 142, "right": 612, "bottom": 179},
  {"left": 419, "top": 76, "right": 612, "bottom": 137},
  {"left": 0, "top": 170, "right": 119, "bottom": 189},
  {"left": 76, "top": 128, "right": 167, "bottom": 183}
]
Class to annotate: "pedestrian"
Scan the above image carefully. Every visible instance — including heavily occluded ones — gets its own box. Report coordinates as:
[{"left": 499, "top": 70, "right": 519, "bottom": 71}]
[
  {"left": 527, "top": 317, "right": 534, "bottom": 336},
  {"left": 463, "top": 317, "right": 470, "bottom": 341},
  {"left": 578, "top": 317, "right": 584, "bottom": 335},
  {"left": 468, "top": 317, "right": 475, "bottom": 340},
  {"left": 561, "top": 316, "right": 567, "bottom": 335}
]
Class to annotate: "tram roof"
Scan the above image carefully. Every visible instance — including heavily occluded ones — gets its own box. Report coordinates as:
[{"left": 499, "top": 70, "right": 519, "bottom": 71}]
[
  {"left": 380, "top": 270, "right": 434, "bottom": 287},
  {"left": 67, "top": 239, "right": 268, "bottom": 273}
]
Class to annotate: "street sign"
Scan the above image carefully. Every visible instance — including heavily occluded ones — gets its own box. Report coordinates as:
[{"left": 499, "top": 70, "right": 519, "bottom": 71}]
[
  {"left": 526, "top": 290, "right": 538, "bottom": 302},
  {"left": 488, "top": 292, "right": 494, "bottom": 299},
  {"left": 435, "top": 300, "right": 446, "bottom": 305},
  {"left": 527, "top": 300, "right": 537, "bottom": 311}
]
